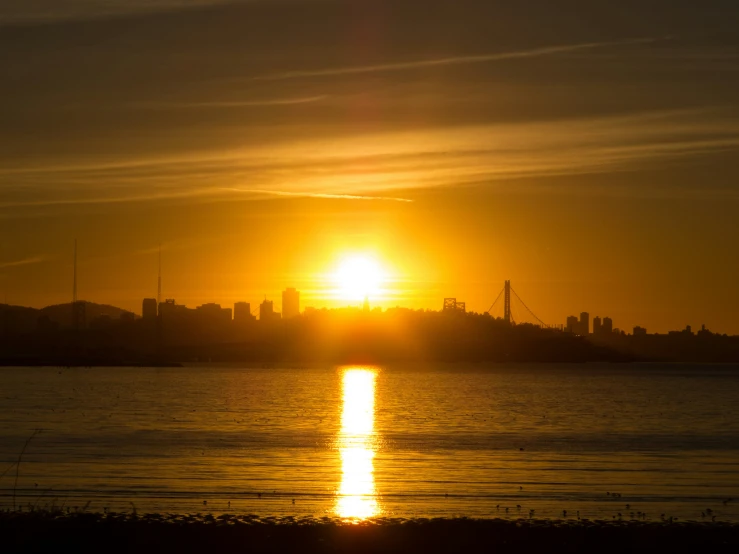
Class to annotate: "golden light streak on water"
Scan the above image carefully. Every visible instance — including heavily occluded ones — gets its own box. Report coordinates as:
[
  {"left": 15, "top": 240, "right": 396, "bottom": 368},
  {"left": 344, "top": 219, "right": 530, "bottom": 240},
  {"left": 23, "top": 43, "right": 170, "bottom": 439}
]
[{"left": 336, "top": 368, "right": 379, "bottom": 519}]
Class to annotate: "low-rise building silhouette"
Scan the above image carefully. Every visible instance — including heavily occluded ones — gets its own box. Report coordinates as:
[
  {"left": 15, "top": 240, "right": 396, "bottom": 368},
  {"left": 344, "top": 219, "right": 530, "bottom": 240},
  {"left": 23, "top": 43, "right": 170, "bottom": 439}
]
[
  {"left": 159, "top": 299, "right": 189, "bottom": 319},
  {"left": 669, "top": 324, "right": 693, "bottom": 336},
  {"left": 195, "top": 303, "right": 232, "bottom": 325}
]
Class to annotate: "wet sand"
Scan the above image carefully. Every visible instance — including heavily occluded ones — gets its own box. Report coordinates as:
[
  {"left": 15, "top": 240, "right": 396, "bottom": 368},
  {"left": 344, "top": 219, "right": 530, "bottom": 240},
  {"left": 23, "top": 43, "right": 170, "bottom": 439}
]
[{"left": 3, "top": 512, "right": 739, "bottom": 553}]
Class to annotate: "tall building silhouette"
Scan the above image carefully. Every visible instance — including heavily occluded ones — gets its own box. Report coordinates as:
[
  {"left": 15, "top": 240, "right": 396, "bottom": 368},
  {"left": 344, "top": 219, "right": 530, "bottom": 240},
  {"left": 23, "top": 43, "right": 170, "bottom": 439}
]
[
  {"left": 142, "top": 298, "right": 157, "bottom": 319},
  {"left": 593, "top": 316, "right": 602, "bottom": 335},
  {"left": 579, "top": 312, "right": 590, "bottom": 335},
  {"left": 282, "top": 288, "right": 300, "bottom": 319},
  {"left": 602, "top": 316, "right": 613, "bottom": 334},
  {"left": 234, "top": 302, "right": 254, "bottom": 324},
  {"left": 260, "top": 298, "right": 280, "bottom": 322},
  {"left": 565, "top": 315, "right": 578, "bottom": 334}
]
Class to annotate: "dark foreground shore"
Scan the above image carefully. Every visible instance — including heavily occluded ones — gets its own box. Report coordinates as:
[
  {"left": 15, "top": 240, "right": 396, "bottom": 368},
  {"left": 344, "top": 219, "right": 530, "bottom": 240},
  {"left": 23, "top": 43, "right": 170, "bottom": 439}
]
[{"left": 3, "top": 513, "right": 739, "bottom": 554}]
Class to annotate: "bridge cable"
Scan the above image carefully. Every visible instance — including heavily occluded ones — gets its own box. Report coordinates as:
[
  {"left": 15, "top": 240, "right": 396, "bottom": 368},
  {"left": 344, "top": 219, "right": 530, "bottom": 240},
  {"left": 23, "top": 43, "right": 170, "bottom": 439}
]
[
  {"left": 510, "top": 287, "right": 549, "bottom": 328},
  {"left": 486, "top": 287, "right": 505, "bottom": 315}
]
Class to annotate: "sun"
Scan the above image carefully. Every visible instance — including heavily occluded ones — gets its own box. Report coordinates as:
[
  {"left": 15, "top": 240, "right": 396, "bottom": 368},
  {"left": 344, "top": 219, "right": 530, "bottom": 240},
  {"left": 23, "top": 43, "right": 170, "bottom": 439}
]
[{"left": 333, "top": 255, "right": 387, "bottom": 302}]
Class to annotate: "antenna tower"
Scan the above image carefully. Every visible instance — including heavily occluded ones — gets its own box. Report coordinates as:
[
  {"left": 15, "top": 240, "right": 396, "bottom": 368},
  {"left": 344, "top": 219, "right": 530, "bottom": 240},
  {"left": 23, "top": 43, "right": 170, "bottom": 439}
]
[
  {"left": 73, "top": 239, "right": 78, "bottom": 303},
  {"left": 157, "top": 244, "right": 162, "bottom": 305}
]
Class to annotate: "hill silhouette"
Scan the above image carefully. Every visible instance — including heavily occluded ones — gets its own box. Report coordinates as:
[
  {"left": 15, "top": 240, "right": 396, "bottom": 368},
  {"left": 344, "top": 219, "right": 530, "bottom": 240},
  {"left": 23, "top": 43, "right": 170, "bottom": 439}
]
[
  {"left": 1, "top": 301, "right": 136, "bottom": 333},
  {"left": 0, "top": 304, "right": 38, "bottom": 332},
  {"left": 40, "top": 302, "right": 135, "bottom": 327}
]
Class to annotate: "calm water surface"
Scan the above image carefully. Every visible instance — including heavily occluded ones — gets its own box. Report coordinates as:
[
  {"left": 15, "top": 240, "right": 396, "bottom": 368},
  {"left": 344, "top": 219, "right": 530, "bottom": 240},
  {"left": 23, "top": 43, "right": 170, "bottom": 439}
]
[{"left": 1, "top": 363, "right": 738, "bottom": 521}]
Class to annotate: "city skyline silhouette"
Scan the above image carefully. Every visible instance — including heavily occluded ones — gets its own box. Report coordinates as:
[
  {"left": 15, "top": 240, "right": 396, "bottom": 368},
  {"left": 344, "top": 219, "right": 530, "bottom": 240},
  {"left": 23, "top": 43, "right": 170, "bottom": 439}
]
[
  {"left": 0, "top": 243, "right": 727, "bottom": 338},
  {"left": 2, "top": 3, "right": 739, "bottom": 551},
  {"left": 0, "top": 240, "right": 734, "bottom": 336},
  {"left": 1, "top": 2, "right": 739, "bottom": 336}
]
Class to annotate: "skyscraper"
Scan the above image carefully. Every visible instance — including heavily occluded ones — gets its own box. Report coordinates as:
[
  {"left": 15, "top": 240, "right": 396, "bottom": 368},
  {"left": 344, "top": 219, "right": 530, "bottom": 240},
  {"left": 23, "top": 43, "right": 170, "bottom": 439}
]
[
  {"left": 593, "top": 316, "right": 602, "bottom": 335},
  {"left": 260, "top": 298, "right": 277, "bottom": 322},
  {"left": 565, "top": 315, "right": 578, "bottom": 333},
  {"left": 142, "top": 298, "right": 158, "bottom": 319},
  {"left": 234, "top": 302, "right": 253, "bottom": 324},
  {"left": 579, "top": 312, "right": 590, "bottom": 335},
  {"left": 282, "top": 288, "right": 300, "bottom": 319},
  {"left": 602, "top": 316, "right": 613, "bottom": 334}
]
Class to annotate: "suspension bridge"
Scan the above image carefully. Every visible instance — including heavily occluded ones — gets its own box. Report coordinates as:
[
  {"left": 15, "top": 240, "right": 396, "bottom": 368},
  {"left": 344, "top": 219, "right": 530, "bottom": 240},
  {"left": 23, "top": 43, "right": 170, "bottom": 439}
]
[
  {"left": 488, "top": 281, "right": 558, "bottom": 328},
  {"left": 446, "top": 281, "right": 558, "bottom": 329}
]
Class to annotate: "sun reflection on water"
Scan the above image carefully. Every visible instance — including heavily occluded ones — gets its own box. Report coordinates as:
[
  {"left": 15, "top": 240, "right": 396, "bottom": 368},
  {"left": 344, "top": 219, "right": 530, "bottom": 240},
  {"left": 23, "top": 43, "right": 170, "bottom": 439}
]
[{"left": 336, "top": 368, "right": 379, "bottom": 519}]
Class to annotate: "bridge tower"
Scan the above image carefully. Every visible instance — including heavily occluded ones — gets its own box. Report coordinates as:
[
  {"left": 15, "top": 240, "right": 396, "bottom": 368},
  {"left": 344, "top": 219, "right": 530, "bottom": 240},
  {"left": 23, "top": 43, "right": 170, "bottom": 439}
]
[{"left": 503, "top": 280, "right": 511, "bottom": 324}]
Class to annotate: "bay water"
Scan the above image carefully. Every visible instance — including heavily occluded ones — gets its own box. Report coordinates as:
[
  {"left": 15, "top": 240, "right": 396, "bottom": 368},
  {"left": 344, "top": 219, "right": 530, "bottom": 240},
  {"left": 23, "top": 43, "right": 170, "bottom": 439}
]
[{"left": 1, "top": 364, "right": 738, "bottom": 521}]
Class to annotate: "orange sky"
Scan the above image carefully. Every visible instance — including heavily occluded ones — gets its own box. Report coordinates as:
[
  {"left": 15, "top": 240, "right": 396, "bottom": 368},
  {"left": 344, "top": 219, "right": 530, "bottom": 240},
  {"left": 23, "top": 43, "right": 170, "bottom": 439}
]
[{"left": 1, "top": 0, "right": 738, "bottom": 333}]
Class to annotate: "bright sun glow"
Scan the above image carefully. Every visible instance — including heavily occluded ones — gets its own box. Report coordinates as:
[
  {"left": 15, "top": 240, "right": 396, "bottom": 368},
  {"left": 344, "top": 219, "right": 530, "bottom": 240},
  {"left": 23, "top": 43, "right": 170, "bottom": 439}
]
[{"left": 333, "top": 255, "right": 386, "bottom": 302}]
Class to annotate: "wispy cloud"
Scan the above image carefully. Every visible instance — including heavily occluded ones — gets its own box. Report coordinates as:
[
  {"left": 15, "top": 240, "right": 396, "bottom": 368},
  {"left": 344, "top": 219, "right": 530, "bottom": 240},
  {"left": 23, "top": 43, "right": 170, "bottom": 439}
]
[
  {"left": 224, "top": 188, "right": 413, "bottom": 202},
  {"left": 1, "top": 107, "right": 738, "bottom": 210},
  {"left": 0, "top": 0, "right": 235, "bottom": 24},
  {"left": 254, "top": 38, "right": 661, "bottom": 81},
  {"left": 132, "top": 96, "right": 327, "bottom": 110},
  {"left": 0, "top": 255, "right": 47, "bottom": 269},
  {"left": 0, "top": 188, "right": 215, "bottom": 209},
  {"left": 0, "top": 183, "right": 413, "bottom": 210}
]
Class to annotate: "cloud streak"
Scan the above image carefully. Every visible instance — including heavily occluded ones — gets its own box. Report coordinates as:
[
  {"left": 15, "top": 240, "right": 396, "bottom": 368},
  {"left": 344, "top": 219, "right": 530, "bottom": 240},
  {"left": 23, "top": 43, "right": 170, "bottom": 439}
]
[
  {"left": 132, "top": 96, "right": 328, "bottom": 110},
  {"left": 0, "top": 188, "right": 216, "bottom": 209},
  {"left": 0, "top": 0, "right": 235, "bottom": 24},
  {"left": 254, "top": 38, "right": 661, "bottom": 81},
  {"left": 1, "top": 108, "right": 738, "bottom": 211},
  {"left": 0, "top": 183, "right": 413, "bottom": 210},
  {"left": 224, "top": 188, "right": 413, "bottom": 202},
  {"left": 0, "top": 255, "right": 47, "bottom": 269}
]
